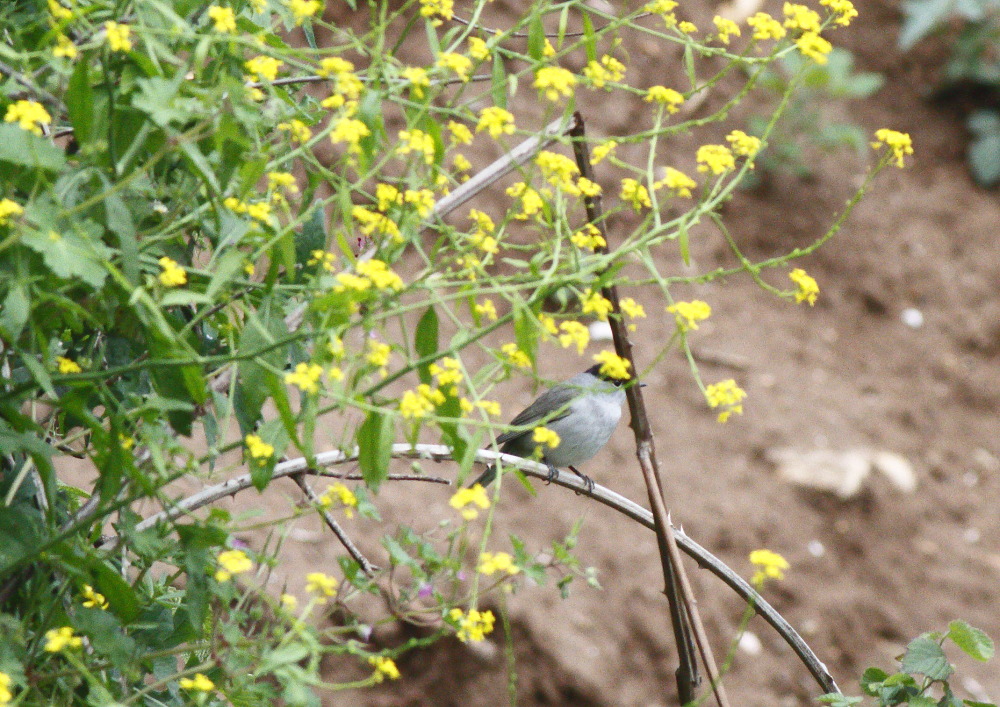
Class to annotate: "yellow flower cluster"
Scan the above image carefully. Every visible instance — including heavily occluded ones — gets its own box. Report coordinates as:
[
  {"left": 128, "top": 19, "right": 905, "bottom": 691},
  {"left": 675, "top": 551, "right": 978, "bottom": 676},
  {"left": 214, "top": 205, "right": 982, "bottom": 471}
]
[
  {"left": 871, "top": 128, "right": 914, "bottom": 168},
  {"left": 467, "top": 209, "right": 499, "bottom": 254},
  {"left": 477, "top": 106, "right": 515, "bottom": 139},
  {"left": 334, "top": 259, "right": 404, "bottom": 292},
  {"left": 278, "top": 118, "right": 312, "bottom": 143},
  {"left": 570, "top": 224, "right": 606, "bottom": 251},
  {"left": 81, "top": 585, "right": 108, "bottom": 610},
  {"left": 583, "top": 55, "right": 626, "bottom": 89},
  {"left": 726, "top": 129, "right": 761, "bottom": 157},
  {"left": 501, "top": 342, "right": 531, "bottom": 368},
  {"left": 667, "top": 300, "right": 711, "bottom": 330},
  {"left": 783, "top": 3, "right": 831, "bottom": 64},
  {"left": 49, "top": 0, "right": 73, "bottom": 20},
  {"left": 449, "top": 607, "right": 496, "bottom": 642},
  {"left": 449, "top": 121, "right": 473, "bottom": 145},
  {"left": 430, "top": 356, "right": 464, "bottom": 393},
  {"left": 400, "top": 384, "right": 446, "bottom": 419},
  {"left": 749, "top": 548, "right": 790, "bottom": 586},
  {"left": 158, "top": 256, "right": 187, "bottom": 287},
  {"left": 436, "top": 52, "right": 472, "bottom": 82},
  {"left": 593, "top": 350, "right": 631, "bottom": 380},
  {"left": 478, "top": 551, "right": 520, "bottom": 576},
  {"left": 307, "top": 249, "right": 336, "bottom": 273},
  {"left": 532, "top": 426, "right": 561, "bottom": 449},
  {"left": 789, "top": 268, "right": 820, "bottom": 305},
  {"left": 267, "top": 171, "right": 298, "bottom": 196},
  {"left": 179, "top": 674, "right": 215, "bottom": 692},
  {"left": 369, "top": 656, "right": 401, "bottom": 682},
  {"left": 319, "top": 482, "right": 358, "bottom": 518},
  {"left": 105, "top": 21, "right": 132, "bottom": 52},
  {"left": 56, "top": 356, "right": 82, "bottom": 374},
  {"left": 419, "top": 0, "right": 454, "bottom": 26},
  {"left": 591, "top": 140, "right": 617, "bottom": 165},
  {"left": 287, "top": 0, "right": 322, "bottom": 24},
  {"left": 696, "top": 144, "right": 736, "bottom": 175},
  {"left": 644, "top": 0, "right": 678, "bottom": 27},
  {"left": 474, "top": 299, "right": 498, "bottom": 319},
  {"left": 821, "top": 0, "right": 857, "bottom": 26},
  {"left": 654, "top": 167, "right": 697, "bottom": 197},
  {"left": 713, "top": 16, "right": 741, "bottom": 44},
  {"left": 505, "top": 182, "right": 544, "bottom": 220},
  {"left": 352, "top": 206, "right": 400, "bottom": 241},
  {"left": 0, "top": 672, "right": 11, "bottom": 704},
  {"left": 449, "top": 484, "right": 490, "bottom": 520},
  {"left": 397, "top": 128, "right": 435, "bottom": 164},
  {"left": 285, "top": 362, "right": 323, "bottom": 394},
  {"left": 208, "top": 5, "right": 236, "bottom": 32},
  {"left": 224, "top": 197, "right": 272, "bottom": 224},
  {"left": 305, "top": 572, "right": 339, "bottom": 602},
  {"left": 645, "top": 86, "right": 685, "bottom": 113},
  {"left": 402, "top": 66, "right": 430, "bottom": 98},
  {"left": 619, "top": 297, "right": 646, "bottom": 320},
  {"left": 245, "top": 55, "right": 282, "bottom": 82},
  {"left": 620, "top": 178, "right": 651, "bottom": 210},
  {"left": 4, "top": 100, "right": 52, "bottom": 136},
  {"left": 533, "top": 66, "right": 576, "bottom": 102},
  {"left": 44, "top": 627, "right": 82, "bottom": 653},
  {"left": 0, "top": 199, "right": 24, "bottom": 225},
  {"left": 558, "top": 320, "right": 590, "bottom": 354},
  {"left": 468, "top": 37, "right": 491, "bottom": 61},
  {"left": 460, "top": 397, "right": 502, "bottom": 416},
  {"left": 796, "top": 32, "right": 833, "bottom": 64},
  {"left": 244, "top": 434, "right": 274, "bottom": 464},
  {"left": 404, "top": 188, "right": 435, "bottom": 217},
  {"left": 53, "top": 34, "right": 77, "bottom": 59},
  {"left": 581, "top": 291, "right": 613, "bottom": 320},
  {"left": 366, "top": 340, "right": 392, "bottom": 373},
  {"left": 215, "top": 549, "right": 253, "bottom": 582},
  {"left": 536, "top": 150, "right": 579, "bottom": 192},
  {"left": 747, "top": 12, "right": 786, "bottom": 40},
  {"left": 705, "top": 379, "right": 746, "bottom": 423},
  {"left": 331, "top": 117, "right": 371, "bottom": 154}
]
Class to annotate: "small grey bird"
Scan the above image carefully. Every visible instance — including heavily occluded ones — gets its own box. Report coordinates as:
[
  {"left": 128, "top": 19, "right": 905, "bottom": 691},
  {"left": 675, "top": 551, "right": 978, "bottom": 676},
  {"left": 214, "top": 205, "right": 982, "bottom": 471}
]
[{"left": 469, "top": 364, "right": 629, "bottom": 491}]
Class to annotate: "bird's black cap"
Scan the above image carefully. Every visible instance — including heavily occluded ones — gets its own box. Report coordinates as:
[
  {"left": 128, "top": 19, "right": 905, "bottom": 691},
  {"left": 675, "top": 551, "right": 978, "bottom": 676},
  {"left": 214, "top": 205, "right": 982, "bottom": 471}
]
[{"left": 585, "top": 363, "right": 627, "bottom": 386}]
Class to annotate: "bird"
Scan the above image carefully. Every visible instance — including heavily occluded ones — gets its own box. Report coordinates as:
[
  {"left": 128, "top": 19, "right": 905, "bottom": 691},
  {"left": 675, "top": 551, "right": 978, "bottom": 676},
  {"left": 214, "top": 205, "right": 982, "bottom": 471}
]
[{"left": 468, "top": 364, "right": 630, "bottom": 491}]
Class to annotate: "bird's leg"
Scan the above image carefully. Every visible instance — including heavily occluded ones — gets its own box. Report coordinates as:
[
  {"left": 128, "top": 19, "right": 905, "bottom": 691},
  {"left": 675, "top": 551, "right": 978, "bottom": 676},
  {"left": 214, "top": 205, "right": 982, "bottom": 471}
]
[
  {"left": 568, "top": 465, "right": 595, "bottom": 494},
  {"left": 545, "top": 463, "right": 559, "bottom": 484}
]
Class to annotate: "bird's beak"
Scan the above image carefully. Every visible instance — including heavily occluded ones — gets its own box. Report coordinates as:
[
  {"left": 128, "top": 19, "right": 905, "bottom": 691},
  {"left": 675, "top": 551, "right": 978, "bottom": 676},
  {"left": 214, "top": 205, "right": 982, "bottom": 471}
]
[{"left": 639, "top": 383, "right": 647, "bottom": 388}]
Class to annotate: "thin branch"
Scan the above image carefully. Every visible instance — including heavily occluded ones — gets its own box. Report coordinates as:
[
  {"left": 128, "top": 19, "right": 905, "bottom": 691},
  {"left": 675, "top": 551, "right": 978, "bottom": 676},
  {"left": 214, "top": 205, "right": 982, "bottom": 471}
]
[{"left": 291, "top": 472, "right": 378, "bottom": 577}]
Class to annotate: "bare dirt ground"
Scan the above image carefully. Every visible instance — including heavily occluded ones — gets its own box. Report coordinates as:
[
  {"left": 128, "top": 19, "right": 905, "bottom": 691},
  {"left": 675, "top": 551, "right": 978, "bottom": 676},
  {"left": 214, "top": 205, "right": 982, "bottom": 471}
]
[{"left": 272, "top": 1, "right": 1000, "bottom": 705}]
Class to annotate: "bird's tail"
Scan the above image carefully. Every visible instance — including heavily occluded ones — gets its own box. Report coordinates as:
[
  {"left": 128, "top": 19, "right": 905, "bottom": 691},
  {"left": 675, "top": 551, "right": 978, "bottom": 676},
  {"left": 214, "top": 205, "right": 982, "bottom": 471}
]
[{"left": 467, "top": 464, "right": 497, "bottom": 488}]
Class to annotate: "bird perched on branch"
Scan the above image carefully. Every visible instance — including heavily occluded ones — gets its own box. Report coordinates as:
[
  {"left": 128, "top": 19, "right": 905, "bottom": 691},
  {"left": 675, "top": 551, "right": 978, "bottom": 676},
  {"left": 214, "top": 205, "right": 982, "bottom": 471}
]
[{"left": 469, "top": 365, "right": 630, "bottom": 491}]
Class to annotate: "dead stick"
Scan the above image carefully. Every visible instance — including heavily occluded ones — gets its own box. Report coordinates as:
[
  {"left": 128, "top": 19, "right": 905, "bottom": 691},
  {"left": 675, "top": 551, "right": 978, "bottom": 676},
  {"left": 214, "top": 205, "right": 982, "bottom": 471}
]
[
  {"left": 292, "top": 472, "right": 378, "bottom": 578},
  {"left": 570, "top": 112, "right": 730, "bottom": 707}
]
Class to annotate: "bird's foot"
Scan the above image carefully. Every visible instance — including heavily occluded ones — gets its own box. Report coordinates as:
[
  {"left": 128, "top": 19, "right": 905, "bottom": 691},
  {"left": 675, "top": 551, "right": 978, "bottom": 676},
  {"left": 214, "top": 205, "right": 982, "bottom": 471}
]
[
  {"left": 569, "top": 466, "right": 595, "bottom": 494},
  {"left": 545, "top": 464, "right": 559, "bottom": 484}
]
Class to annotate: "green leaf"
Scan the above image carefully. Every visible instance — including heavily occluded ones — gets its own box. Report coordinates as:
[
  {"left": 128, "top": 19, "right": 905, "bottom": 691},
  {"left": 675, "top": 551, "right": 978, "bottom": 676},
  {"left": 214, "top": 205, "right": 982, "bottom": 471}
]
[
  {"left": 206, "top": 248, "right": 247, "bottom": 300},
  {"left": 0, "top": 285, "right": 29, "bottom": 341},
  {"left": 20, "top": 229, "right": 111, "bottom": 289},
  {"left": 859, "top": 666, "right": 889, "bottom": 695},
  {"left": 581, "top": 11, "right": 597, "bottom": 64},
  {"left": 0, "top": 124, "right": 66, "bottom": 172},
  {"left": 179, "top": 139, "right": 220, "bottom": 193},
  {"left": 817, "top": 694, "right": 863, "bottom": 706},
  {"left": 527, "top": 12, "right": 545, "bottom": 61},
  {"left": 491, "top": 53, "right": 507, "bottom": 108},
  {"left": 357, "top": 411, "right": 393, "bottom": 492},
  {"left": 414, "top": 306, "right": 439, "bottom": 385},
  {"left": 66, "top": 60, "right": 94, "bottom": 145},
  {"left": 92, "top": 562, "right": 141, "bottom": 622},
  {"left": 294, "top": 204, "right": 327, "bottom": 267},
  {"left": 133, "top": 75, "right": 186, "bottom": 127},
  {"left": 677, "top": 220, "right": 690, "bottom": 266},
  {"left": 906, "top": 697, "right": 937, "bottom": 707},
  {"left": 901, "top": 636, "right": 954, "bottom": 681},
  {"left": 948, "top": 619, "right": 995, "bottom": 661},
  {"left": 513, "top": 305, "right": 537, "bottom": 368}
]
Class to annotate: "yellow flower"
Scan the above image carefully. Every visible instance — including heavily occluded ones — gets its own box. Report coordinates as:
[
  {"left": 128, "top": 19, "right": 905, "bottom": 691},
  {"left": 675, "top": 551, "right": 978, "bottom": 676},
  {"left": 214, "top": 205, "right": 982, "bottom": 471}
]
[
  {"left": 319, "top": 482, "right": 358, "bottom": 517},
  {"left": 713, "top": 16, "right": 741, "bottom": 44},
  {"left": 448, "top": 120, "right": 473, "bottom": 145},
  {"left": 245, "top": 433, "right": 274, "bottom": 463},
  {"left": 538, "top": 313, "right": 559, "bottom": 337},
  {"left": 53, "top": 34, "right": 77, "bottom": 59},
  {"left": 474, "top": 299, "right": 498, "bottom": 319},
  {"left": 747, "top": 12, "right": 786, "bottom": 40},
  {"left": 44, "top": 626, "right": 83, "bottom": 652},
  {"left": 476, "top": 106, "right": 515, "bottom": 139},
  {"left": 678, "top": 21, "right": 698, "bottom": 33},
  {"left": 620, "top": 178, "right": 651, "bottom": 210},
  {"left": 726, "top": 130, "right": 761, "bottom": 157},
  {"left": 536, "top": 150, "right": 581, "bottom": 194},
  {"left": 461, "top": 398, "right": 501, "bottom": 416},
  {"left": 419, "top": 0, "right": 454, "bottom": 26},
  {"left": 592, "top": 350, "right": 631, "bottom": 380},
  {"left": 581, "top": 291, "right": 613, "bottom": 320},
  {"left": 0, "top": 199, "right": 24, "bottom": 225},
  {"left": 556, "top": 320, "right": 589, "bottom": 354},
  {"left": 286, "top": 0, "right": 322, "bottom": 24},
  {"left": 4, "top": 100, "right": 52, "bottom": 136},
  {"left": 619, "top": 297, "right": 646, "bottom": 320},
  {"left": 645, "top": 0, "right": 679, "bottom": 27},
  {"left": 81, "top": 585, "right": 108, "bottom": 610},
  {"left": 449, "top": 484, "right": 490, "bottom": 521},
  {"left": 783, "top": 2, "right": 821, "bottom": 32},
  {"left": 285, "top": 361, "right": 324, "bottom": 394},
  {"left": 532, "top": 426, "right": 561, "bottom": 449},
  {"left": 796, "top": 32, "right": 832, "bottom": 64},
  {"left": 478, "top": 551, "right": 520, "bottom": 576},
  {"left": 436, "top": 52, "right": 472, "bottom": 82},
  {"left": 158, "top": 256, "right": 187, "bottom": 287},
  {"left": 590, "top": 140, "right": 617, "bottom": 165},
  {"left": 654, "top": 167, "right": 697, "bottom": 197},
  {"left": 542, "top": 38, "right": 557, "bottom": 57},
  {"left": 207, "top": 5, "right": 237, "bottom": 33},
  {"left": 696, "top": 144, "right": 736, "bottom": 175},
  {"left": 245, "top": 55, "right": 282, "bottom": 82},
  {"left": 705, "top": 379, "right": 746, "bottom": 423},
  {"left": 104, "top": 21, "right": 132, "bottom": 52},
  {"left": 280, "top": 593, "right": 298, "bottom": 609},
  {"left": 331, "top": 117, "right": 371, "bottom": 154},
  {"left": 48, "top": 0, "right": 73, "bottom": 20},
  {"left": 505, "top": 182, "right": 544, "bottom": 220},
  {"left": 179, "top": 674, "right": 215, "bottom": 692},
  {"left": 402, "top": 66, "right": 430, "bottom": 98},
  {"left": 788, "top": 268, "right": 819, "bottom": 305},
  {"left": 356, "top": 259, "right": 404, "bottom": 290},
  {"left": 871, "top": 128, "right": 914, "bottom": 169},
  {"left": 583, "top": 55, "right": 625, "bottom": 89},
  {"left": 369, "top": 656, "right": 401, "bottom": 682},
  {"left": 397, "top": 128, "right": 435, "bottom": 164},
  {"left": 352, "top": 206, "right": 401, "bottom": 241},
  {"left": 749, "top": 548, "right": 790, "bottom": 585},
  {"left": 667, "top": 300, "right": 712, "bottom": 331},
  {"left": 56, "top": 356, "right": 82, "bottom": 374},
  {"left": 449, "top": 607, "right": 496, "bottom": 642},
  {"left": 245, "top": 201, "right": 272, "bottom": 224},
  {"left": 429, "top": 357, "right": 464, "bottom": 391},
  {"left": 500, "top": 343, "right": 531, "bottom": 368},
  {"left": 400, "top": 384, "right": 445, "bottom": 419},
  {"left": 215, "top": 549, "right": 253, "bottom": 582},
  {"left": 645, "top": 86, "right": 685, "bottom": 113},
  {"left": 820, "top": 0, "right": 858, "bottom": 26},
  {"left": 570, "top": 224, "right": 606, "bottom": 251},
  {"left": 267, "top": 171, "right": 298, "bottom": 193},
  {"left": 277, "top": 119, "right": 312, "bottom": 143},
  {"left": 305, "top": 571, "right": 339, "bottom": 601},
  {"left": 317, "top": 57, "right": 353, "bottom": 77},
  {"left": 0, "top": 671, "right": 12, "bottom": 704},
  {"left": 375, "top": 183, "right": 402, "bottom": 211},
  {"left": 404, "top": 188, "right": 435, "bottom": 218},
  {"left": 533, "top": 66, "right": 577, "bottom": 102},
  {"left": 468, "top": 37, "right": 491, "bottom": 61},
  {"left": 366, "top": 340, "right": 392, "bottom": 371},
  {"left": 577, "top": 177, "right": 601, "bottom": 197}
]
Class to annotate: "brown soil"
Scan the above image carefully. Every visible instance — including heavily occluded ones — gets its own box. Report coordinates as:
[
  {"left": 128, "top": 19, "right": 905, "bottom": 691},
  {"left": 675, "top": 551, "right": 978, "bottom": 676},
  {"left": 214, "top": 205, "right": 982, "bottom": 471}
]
[{"left": 279, "top": 1, "right": 1000, "bottom": 705}]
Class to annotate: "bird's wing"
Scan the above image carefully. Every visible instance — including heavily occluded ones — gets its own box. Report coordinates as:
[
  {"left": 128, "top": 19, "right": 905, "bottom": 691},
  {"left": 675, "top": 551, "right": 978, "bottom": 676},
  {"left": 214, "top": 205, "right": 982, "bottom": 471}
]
[{"left": 495, "top": 384, "right": 578, "bottom": 445}]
